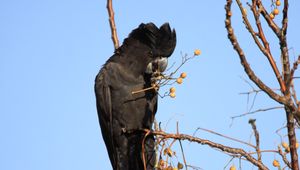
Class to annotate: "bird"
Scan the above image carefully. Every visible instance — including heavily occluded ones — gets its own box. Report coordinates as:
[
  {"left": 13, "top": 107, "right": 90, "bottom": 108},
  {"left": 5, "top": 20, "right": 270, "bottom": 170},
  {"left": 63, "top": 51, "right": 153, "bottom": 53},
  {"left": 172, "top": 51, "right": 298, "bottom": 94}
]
[{"left": 94, "top": 22, "right": 176, "bottom": 170}]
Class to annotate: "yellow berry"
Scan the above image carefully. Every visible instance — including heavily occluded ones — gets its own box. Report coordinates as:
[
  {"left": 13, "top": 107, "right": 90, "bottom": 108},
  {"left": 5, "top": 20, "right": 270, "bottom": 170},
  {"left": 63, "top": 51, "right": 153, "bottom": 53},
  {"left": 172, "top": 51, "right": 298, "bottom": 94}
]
[
  {"left": 270, "top": 13, "right": 275, "bottom": 19},
  {"left": 276, "top": 0, "right": 281, "bottom": 6},
  {"left": 169, "top": 87, "right": 176, "bottom": 93},
  {"left": 176, "top": 78, "right": 183, "bottom": 84},
  {"left": 281, "top": 142, "right": 289, "bottom": 149},
  {"left": 296, "top": 142, "right": 299, "bottom": 149},
  {"left": 177, "top": 162, "right": 184, "bottom": 169},
  {"left": 170, "top": 92, "right": 176, "bottom": 98},
  {"left": 180, "top": 72, "right": 187, "bottom": 79},
  {"left": 273, "top": 160, "right": 280, "bottom": 167},
  {"left": 164, "top": 148, "right": 173, "bottom": 157},
  {"left": 273, "top": 8, "right": 279, "bottom": 15},
  {"left": 194, "top": 49, "right": 201, "bottom": 56},
  {"left": 230, "top": 165, "right": 236, "bottom": 170},
  {"left": 159, "top": 160, "right": 166, "bottom": 168}
]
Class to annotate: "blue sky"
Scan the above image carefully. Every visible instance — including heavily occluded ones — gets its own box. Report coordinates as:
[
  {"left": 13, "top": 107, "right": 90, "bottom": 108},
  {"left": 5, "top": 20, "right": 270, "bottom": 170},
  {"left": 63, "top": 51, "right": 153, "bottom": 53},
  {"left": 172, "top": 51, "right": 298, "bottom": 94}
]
[{"left": 1, "top": 0, "right": 300, "bottom": 169}]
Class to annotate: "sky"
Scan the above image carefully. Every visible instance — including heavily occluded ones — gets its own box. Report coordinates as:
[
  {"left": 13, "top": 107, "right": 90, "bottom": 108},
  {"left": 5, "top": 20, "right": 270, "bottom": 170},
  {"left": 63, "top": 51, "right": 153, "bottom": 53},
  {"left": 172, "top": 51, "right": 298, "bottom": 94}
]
[{"left": 1, "top": 0, "right": 300, "bottom": 170}]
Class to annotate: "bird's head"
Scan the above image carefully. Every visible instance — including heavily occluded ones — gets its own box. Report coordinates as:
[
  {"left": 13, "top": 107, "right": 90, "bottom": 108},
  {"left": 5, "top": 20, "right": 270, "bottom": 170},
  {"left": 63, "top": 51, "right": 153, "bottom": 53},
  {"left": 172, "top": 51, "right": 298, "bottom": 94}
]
[{"left": 126, "top": 22, "right": 176, "bottom": 74}]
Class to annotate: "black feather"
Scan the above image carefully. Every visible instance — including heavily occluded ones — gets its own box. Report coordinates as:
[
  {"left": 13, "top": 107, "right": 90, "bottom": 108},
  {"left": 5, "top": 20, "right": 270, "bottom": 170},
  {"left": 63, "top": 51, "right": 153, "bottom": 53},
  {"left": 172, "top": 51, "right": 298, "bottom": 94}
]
[{"left": 95, "top": 22, "right": 176, "bottom": 170}]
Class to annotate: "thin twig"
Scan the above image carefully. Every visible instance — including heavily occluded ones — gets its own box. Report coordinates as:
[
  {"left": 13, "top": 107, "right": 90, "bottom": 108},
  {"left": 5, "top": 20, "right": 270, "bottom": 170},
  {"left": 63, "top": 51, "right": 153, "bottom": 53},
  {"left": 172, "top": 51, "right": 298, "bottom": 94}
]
[
  {"left": 278, "top": 145, "right": 292, "bottom": 169},
  {"left": 106, "top": 0, "right": 119, "bottom": 50},
  {"left": 290, "top": 80, "right": 300, "bottom": 111},
  {"left": 290, "top": 55, "right": 300, "bottom": 87},
  {"left": 247, "top": 150, "right": 278, "bottom": 154},
  {"left": 239, "top": 88, "right": 280, "bottom": 95},
  {"left": 289, "top": 55, "right": 300, "bottom": 98},
  {"left": 231, "top": 106, "right": 284, "bottom": 119},
  {"left": 179, "top": 140, "right": 188, "bottom": 170},
  {"left": 223, "top": 157, "right": 235, "bottom": 170},
  {"left": 248, "top": 119, "right": 262, "bottom": 167},
  {"left": 194, "top": 127, "right": 256, "bottom": 148},
  {"left": 132, "top": 86, "right": 156, "bottom": 95},
  {"left": 131, "top": 53, "right": 196, "bottom": 96}
]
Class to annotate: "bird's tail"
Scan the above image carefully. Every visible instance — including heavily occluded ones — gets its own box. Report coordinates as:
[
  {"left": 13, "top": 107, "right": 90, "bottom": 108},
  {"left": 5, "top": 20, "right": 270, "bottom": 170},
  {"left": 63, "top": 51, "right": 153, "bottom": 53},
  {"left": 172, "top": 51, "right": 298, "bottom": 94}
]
[{"left": 127, "top": 132, "right": 156, "bottom": 170}]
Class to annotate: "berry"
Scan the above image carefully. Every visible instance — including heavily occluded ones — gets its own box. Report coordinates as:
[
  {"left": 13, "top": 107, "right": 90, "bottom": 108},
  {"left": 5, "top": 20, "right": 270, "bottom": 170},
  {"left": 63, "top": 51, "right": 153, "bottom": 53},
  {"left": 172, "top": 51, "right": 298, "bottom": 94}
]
[
  {"left": 230, "top": 165, "right": 236, "bottom": 170},
  {"left": 281, "top": 142, "right": 289, "bottom": 149},
  {"left": 180, "top": 72, "right": 187, "bottom": 79},
  {"left": 170, "top": 92, "right": 176, "bottom": 98},
  {"left": 177, "top": 162, "right": 184, "bottom": 169},
  {"left": 194, "top": 49, "right": 201, "bottom": 56},
  {"left": 164, "top": 148, "right": 173, "bottom": 157},
  {"left": 176, "top": 78, "right": 183, "bottom": 84},
  {"left": 169, "top": 87, "right": 176, "bottom": 93},
  {"left": 273, "top": 8, "right": 279, "bottom": 15},
  {"left": 273, "top": 160, "right": 280, "bottom": 167}
]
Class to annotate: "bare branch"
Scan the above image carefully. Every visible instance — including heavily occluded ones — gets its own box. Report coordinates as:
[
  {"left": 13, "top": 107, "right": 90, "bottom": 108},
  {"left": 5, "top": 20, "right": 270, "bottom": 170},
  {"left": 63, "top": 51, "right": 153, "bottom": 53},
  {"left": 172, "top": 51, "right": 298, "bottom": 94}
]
[
  {"left": 225, "top": 0, "right": 287, "bottom": 105},
  {"left": 278, "top": 145, "right": 292, "bottom": 169},
  {"left": 236, "top": 1, "right": 267, "bottom": 58},
  {"left": 254, "top": 1, "right": 290, "bottom": 87},
  {"left": 147, "top": 129, "right": 269, "bottom": 170},
  {"left": 256, "top": 1, "right": 281, "bottom": 37},
  {"left": 179, "top": 140, "right": 188, "bottom": 170},
  {"left": 249, "top": 0, "right": 286, "bottom": 93},
  {"left": 290, "top": 55, "right": 300, "bottom": 85},
  {"left": 107, "top": 0, "right": 119, "bottom": 50},
  {"left": 285, "top": 107, "right": 300, "bottom": 170},
  {"left": 231, "top": 106, "right": 284, "bottom": 119},
  {"left": 248, "top": 119, "right": 262, "bottom": 167},
  {"left": 194, "top": 127, "right": 256, "bottom": 148},
  {"left": 279, "top": 0, "right": 291, "bottom": 89},
  {"left": 281, "top": 0, "right": 289, "bottom": 37},
  {"left": 226, "top": 0, "right": 300, "bottom": 168},
  {"left": 290, "top": 80, "right": 300, "bottom": 111}
]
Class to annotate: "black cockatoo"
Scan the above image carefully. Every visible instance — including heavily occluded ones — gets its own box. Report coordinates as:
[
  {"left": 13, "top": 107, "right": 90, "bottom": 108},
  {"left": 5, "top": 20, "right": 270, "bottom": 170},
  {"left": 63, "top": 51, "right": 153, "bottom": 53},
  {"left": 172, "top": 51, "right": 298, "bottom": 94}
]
[{"left": 95, "top": 22, "right": 176, "bottom": 170}]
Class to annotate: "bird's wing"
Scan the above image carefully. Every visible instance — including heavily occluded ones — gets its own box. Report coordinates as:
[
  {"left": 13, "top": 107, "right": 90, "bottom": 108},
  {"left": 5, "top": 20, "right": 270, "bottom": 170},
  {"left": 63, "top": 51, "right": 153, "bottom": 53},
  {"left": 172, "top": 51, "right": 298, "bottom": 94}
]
[{"left": 95, "top": 71, "right": 117, "bottom": 169}]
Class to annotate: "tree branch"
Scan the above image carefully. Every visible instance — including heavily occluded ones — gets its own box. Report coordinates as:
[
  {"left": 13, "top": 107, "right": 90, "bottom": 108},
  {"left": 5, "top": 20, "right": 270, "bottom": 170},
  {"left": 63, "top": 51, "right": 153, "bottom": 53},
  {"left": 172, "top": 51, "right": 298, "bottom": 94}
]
[
  {"left": 256, "top": 1, "right": 281, "bottom": 37},
  {"left": 148, "top": 129, "right": 269, "bottom": 170},
  {"left": 285, "top": 107, "right": 299, "bottom": 170},
  {"left": 278, "top": 145, "right": 292, "bottom": 169},
  {"left": 248, "top": 119, "right": 262, "bottom": 168},
  {"left": 231, "top": 106, "right": 284, "bottom": 119},
  {"left": 290, "top": 55, "right": 300, "bottom": 86},
  {"left": 106, "top": 0, "right": 119, "bottom": 50},
  {"left": 194, "top": 127, "right": 255, "bottom": 148},
  {"left": 252, "top": 0, "right": 286, "bottom": 93},
  {"left": 225, "top": 0, "right": 287, "bottom": 105}
]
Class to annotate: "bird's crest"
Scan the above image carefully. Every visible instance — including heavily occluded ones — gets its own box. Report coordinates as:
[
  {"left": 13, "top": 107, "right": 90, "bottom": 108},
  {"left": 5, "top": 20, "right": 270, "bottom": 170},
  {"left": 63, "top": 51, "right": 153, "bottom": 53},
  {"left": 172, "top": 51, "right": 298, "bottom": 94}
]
[{"left": 122, "top": 22, "right": 176, "bottom": 57}]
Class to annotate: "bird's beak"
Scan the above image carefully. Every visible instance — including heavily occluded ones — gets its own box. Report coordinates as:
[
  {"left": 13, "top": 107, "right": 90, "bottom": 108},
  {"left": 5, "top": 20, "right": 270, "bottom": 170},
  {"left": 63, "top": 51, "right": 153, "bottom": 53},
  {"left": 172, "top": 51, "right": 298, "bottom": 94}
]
[
  {"left": 156, "top": 57, "right": 168, "bottom": 72},
  {"left": 145, "top": 57, "right": 168, "bottom": 74}
]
